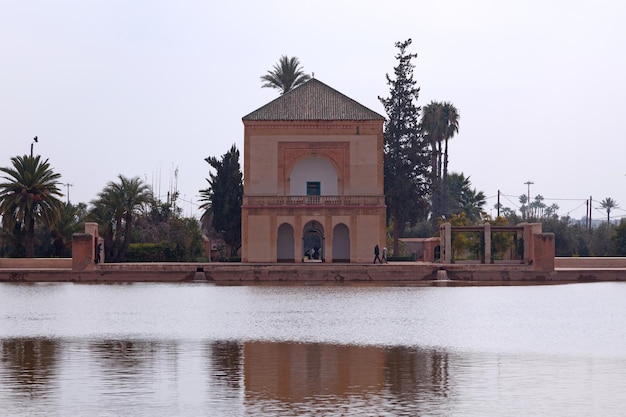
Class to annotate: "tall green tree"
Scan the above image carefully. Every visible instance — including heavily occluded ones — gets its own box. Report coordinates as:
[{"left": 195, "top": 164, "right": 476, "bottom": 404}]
[
  {"left": 261, "top": 55, "right": 311, "bottom": 95},
  {"left": 378, "top": 39, "right": 430, "bottom": 254},
  {"left": 518, "top": 194, "right": 528, "bottom": 220},
  {"left": 612, "top": 218, "right": 626, "bottom": 255},
  {"left": 40, "top": 202, "right": 87, "bottom": 257},
  {"left": 445, "top": 173, "right": 486, "bottom": 223},
  {"left": 199, "top": 144, "right": 243, "bottom": 257},
  {"left": 0, "top": 155, "right": 64, "bottom": 257},
  {"left": 88, "top": 175, "right": 152, "bottom": 262},
  {"left": 420, "top": 101, "right": 459, "bottom": 224},
  {"left": 600, "top": 197, "right": 618, "bottom": 224}
]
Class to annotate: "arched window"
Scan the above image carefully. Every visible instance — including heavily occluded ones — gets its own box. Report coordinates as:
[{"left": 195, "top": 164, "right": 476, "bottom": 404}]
[{"left": 290, "top": 157, "right": 338, "bottom": 196}]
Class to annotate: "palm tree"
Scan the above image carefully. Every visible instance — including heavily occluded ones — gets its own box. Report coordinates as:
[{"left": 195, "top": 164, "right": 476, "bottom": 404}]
[
  {"left": 50, "top": 202, "right": 87, "bottom": 256},
  {"left": 0, "top": 155, "right": 64, "bottom": 257},
  {"left": 545, "top": 203, "right": 560, "bottom": 219},
  {"left": 600, "top": 197, "right": 619, "bottom": 224},
  {"left": 420, "top": 101, "right": 460, "bottom": 223},
  {"left": 440, "top": 102, "right": 460, "bottom": 182},
  {"left": 446, "top": 172, "right": 486, "bottom": 223},
  {"left": 518, "top": 194, "right": 528, "bottom": 220},
  {"left": 261, "top": 55, "right": 311, "bottom": 95},
  {"left": 530, "top": 195, "right": 546, "bottom": 219},
  {"left": 420, "top": 103, "right": 443, "bottom": 223},
  {"left": 88, "top": 175, "right": 152, "bottom": 262}
]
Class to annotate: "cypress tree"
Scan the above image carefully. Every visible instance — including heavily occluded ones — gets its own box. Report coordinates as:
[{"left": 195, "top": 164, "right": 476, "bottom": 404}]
[
  {"left": 199, "top": 144, "right": 243, "bottom": 257},
  {"left": 378, "top": 39, "right": 430, "bottom": 254}
]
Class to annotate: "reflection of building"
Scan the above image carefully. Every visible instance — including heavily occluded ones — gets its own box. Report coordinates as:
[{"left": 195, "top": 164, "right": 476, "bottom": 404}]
[
  {"left": 243, "top": 341, "right": 385, "bottom": 402},
  {"left": 241, "top": 79, "right": 386, "bottom": 263}
]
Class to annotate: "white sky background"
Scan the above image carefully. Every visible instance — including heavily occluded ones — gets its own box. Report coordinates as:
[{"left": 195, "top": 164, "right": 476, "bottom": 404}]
[{"left": 1, "top": 0, "right": 625, "bottom": 221}]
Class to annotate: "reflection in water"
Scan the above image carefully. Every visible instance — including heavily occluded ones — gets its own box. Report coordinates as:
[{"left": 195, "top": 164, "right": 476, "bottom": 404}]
[
  {"left": 210, "top": 340, "right": 243, "bottom": 390},
  {"left": 385, "top": 346, "right": 450, "bottom": 398},
  {"left": 242, "top": 342, "right": 454, "bottom": 416},
  {"left": 88, "top": 340, "right": 167, "bottom": 400},
  {"left": 2, "top": 282, "right": 626, "bottom": 415},
  {"left": 1, "top": 337, "right": 626, "bottom": 416},
  {"left": 0, "top": 338, "right": 456, "bottom": 416},
  {"left": 244, "top": 342, "right": 385, "bottom": 401},
  {"left": 0, "top": 338, "right": 59, "bottom": 400}
]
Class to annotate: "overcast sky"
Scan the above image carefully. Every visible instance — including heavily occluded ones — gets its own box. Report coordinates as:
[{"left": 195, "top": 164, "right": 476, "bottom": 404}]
[{"left": 2, "top": 0, "right": 625, "bottom": 221}]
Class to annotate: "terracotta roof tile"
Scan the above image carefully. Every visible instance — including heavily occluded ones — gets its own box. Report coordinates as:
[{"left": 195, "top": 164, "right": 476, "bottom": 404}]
[{"left": 242, "top": 79, "right": 385, "bottom": 121}]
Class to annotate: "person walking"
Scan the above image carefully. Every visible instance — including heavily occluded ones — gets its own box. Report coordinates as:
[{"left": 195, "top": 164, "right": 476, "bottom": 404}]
[
  {"left": 382, "top": 246, "right": 387, "bottom": 263},
  {"left": 373, "top": 244, "right": 382, "bottom": 264}
]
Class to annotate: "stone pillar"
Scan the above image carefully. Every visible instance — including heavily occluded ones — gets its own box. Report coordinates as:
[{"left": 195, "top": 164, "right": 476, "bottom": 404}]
[
  {"left": 294, "top": 215, "right": 303, "bottom": 263},
  {"left": 350, "top": 214, "right": 357, "bottom": 263},
  {"left": 241, "top": 208, "right": 249, "bottom": 262},
  {"left": 324, "top": 216, "right": 333, "bottom": 263},
  {"left": 521, "top": 223, "right": 542, "bottom": 266},
  {"left": 483, "top": 223, "right": 491, "bottom": 264},
  {"left": 86, "top": 222, "right": 102, "bottom": 263},
  {"left": 72, "top": 233, "right": 95, "bottom": 271},
  {"left": 72, "top": 222, "right": 102, "bottom": 271},
  {"left": 440, "top": 222, "right": 452, "bottom": 264},
  {"left": 533, "top": 233, "right": 555, "bottom": 271},
  {"left": 84, "top": 222, "right": 98, "bottom": 238},
  {"left": 423, "top": 237, "right": 440, "bottom": 262}
]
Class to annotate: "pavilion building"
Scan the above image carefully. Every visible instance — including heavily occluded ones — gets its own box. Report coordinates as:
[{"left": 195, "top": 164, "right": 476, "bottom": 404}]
[{"left": 241, "top": 79, "right": 386, "bottom": 263}]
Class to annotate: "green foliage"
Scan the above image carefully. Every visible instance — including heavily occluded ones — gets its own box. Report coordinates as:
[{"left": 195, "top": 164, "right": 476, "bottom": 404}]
[
  {"left": 587, "top": 222, "right": 614, "bottom": 256},
  {"left": 261, "top": 55, "right": 311, "bottom": 95},
  {"left": 379, "top": 39, "right": 430, "bottom": 254},
  {"left": 447, "top": 212, "right": 481, "bottom": 260},
  {"left": 486, "top": 216, "right": 517, "bottom": 261},
  {"left": 34, "top": 202, "right": 87, "bottom": 257},
  {"left": 0, "top": 223, "right": 26, "bottom": 257},
  {"left": 88, "top": 175, "right": 152, "bottom": 262},
  {"left": 444, "top": 172, "right": 486, "bottom": 223},
  {"left": 612, "top": 219, "right": 626, "bottom": 255},
  {"left": 0, "top": 155, "right": 64, "bottom": 257},
  {"left": 125, "top": 242, "right": 184, "bottom": 262},
  {"left": 131, "top": 204, "right": 204, "bottom": 262},
  {"left": 199, "top": 144, "right": 243, "bottom": 257},
  {"left": 541, "top": 216, "right": 582, "bottom": 256}
]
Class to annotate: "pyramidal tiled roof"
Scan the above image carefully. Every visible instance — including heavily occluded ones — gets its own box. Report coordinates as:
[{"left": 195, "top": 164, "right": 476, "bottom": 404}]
[{"left": 242, "top": 78, "right": 385, "bottom": 121}]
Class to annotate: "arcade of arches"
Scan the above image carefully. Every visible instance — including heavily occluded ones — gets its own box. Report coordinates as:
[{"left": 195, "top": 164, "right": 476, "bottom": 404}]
[{"left": 277, "top": 221, "right": 351, "bottom": 263}]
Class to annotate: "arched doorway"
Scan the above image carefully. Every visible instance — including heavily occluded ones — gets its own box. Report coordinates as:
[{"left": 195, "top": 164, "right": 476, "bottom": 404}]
[
  {"left": 277, "top": 223, "right": 295, "bottom": 262},
  {"left": 332, "top": 223, "right": 350, "bottom": 262},
  {"left": 302, "top": 221, "right": 324, "bottom": 262}
]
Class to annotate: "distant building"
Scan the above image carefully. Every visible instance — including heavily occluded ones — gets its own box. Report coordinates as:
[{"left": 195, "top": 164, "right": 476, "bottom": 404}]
[{"left": 241, "top": 79, "right": 386, "bottom": 263}]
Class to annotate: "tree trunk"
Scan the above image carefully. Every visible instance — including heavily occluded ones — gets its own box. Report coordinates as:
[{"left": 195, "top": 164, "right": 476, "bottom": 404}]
[
  {"left": 442, "top": 138, "right": 449, "bottom": 217},
  {"left": 25, "top": 218, "right": 35, "bottom": 258}
]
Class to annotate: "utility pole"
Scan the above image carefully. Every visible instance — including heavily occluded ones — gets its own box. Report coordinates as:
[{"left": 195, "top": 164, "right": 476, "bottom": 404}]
[
  {"left": 497, "top": 190, "right": 501, "bottom": 217},
  {"left": 589, "top": 196, "right": 593, "bottom": 230},
  {"left": 524, "top": 181, "right": 533, "bottom": 219},
  {"left": 64, "top": 183, "right": 73, "bottom": 203}
]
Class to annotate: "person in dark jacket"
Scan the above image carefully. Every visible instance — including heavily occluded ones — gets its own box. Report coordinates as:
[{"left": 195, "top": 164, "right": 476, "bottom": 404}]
[{"left": 373, "top": 244, "right": 382, "bottom": 264}]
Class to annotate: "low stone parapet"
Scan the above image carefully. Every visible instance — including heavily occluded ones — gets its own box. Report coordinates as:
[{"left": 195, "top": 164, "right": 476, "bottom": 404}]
[
  {"left": 0, "top": 258, "right": 72, "bottom": 269},
  {"left": 555, "top": 257, "right": 626, "bottom": 269}
]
